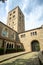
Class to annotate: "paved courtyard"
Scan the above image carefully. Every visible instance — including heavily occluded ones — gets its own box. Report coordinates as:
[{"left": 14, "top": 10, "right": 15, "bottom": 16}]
[
  {"left": 0, "top": 52, "right": 27, "bottom": 62},
  {"left": 0, "top": 52, "right": 39, "bottom": 65}
]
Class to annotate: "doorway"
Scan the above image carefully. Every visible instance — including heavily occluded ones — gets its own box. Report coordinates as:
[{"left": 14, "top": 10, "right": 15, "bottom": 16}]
[{"left": 31, "top": 40, "right": 40, "bottom": 51}]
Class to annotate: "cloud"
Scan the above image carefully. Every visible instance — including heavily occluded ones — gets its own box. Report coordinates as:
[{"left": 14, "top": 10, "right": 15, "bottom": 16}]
[
  {"left": 21, "top": 0, "right": 43, "bottom": 30},
  {"left": 4, "top": 0, "right": 43, "bottom": 30},
  {"left": 5, "top": 0, "right": 9, "bottom": 13},
  {"left": 6, "top": 0, "right": 23, "bottom": 11},
  {"left": 22, "top": 0, "right": 28, "bottom": 11},
  {"left": 0, "top": 2, "right": 7, "bottom": 23},
  {"left": 25, "top": 6, "right": 43, "bottom": 30},
  {"left": 0, "top": 0, "right": 43, "bottom": 30},
  {"left": 37, "top": 0, "right": 43, "bottom": 5}
]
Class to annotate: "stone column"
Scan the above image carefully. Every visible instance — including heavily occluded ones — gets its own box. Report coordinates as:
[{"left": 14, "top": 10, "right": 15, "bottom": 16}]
[{"left": 4, "top": 40, "right": 6, "bottom": 54}]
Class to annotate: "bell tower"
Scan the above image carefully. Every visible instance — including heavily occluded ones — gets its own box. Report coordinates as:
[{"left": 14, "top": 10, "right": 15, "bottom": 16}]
[{"left": 7, "top": 6, "right": 25, "bottom": 33}]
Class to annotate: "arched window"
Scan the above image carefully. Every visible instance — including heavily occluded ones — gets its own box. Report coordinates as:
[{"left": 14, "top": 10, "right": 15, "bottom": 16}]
[
  {"left": 35, "top": 31, "right": 37, "bottom": 35},
  {"left": 12, "top": 44, "right": 13, "bottom": 48},
  {"left": 7, "top": 43, "right": 9, "bottom": 48},
  {"left": 30, "top": 31, "right": 37, "bottom": 36},
  {"left": 9, "top": 44, "right": 11, "bottom": 48},
  {"left": 10, "top": 33, "right": 14, "bottom": 39},
  {"left": 2, "top": 28, "right": 8, "bottom": 37}
]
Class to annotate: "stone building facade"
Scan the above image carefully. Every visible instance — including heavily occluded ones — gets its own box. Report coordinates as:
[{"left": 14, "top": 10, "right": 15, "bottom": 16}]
[
  {"left": 19, "top": 26, "right": 43, "bottom": 52},
  {"left": 0, "top": 6, "right": 43, "bottom": 53},
  {"left": 0, "top": 22, "right": 24, "bottom": 53}
]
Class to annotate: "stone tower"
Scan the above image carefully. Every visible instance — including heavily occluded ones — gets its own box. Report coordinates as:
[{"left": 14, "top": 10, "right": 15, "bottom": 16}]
[{"left": 7, "top": 6, "right": 25, "bottom": 33}]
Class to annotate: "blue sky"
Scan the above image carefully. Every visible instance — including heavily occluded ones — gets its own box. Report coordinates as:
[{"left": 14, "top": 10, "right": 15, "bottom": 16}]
[{"left": 0, "top": 0, "right": 43, "bottom": 30}]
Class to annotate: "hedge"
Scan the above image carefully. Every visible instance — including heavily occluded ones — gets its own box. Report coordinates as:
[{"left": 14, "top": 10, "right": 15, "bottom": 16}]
[
  {"left": 0, "top": 48, "right": 4, "bottom": 55},
  {"left": 17, "top": 48, "right": 24, "bottom": 52},
  {"left": 6, "top": 48, "right": 17, "bottom": 54},
  {"left": 0, "top": 48, "right": 25, "bottom": 54},
  {"left": 6, "top": 48, "right": 24, "bottom": 53}
]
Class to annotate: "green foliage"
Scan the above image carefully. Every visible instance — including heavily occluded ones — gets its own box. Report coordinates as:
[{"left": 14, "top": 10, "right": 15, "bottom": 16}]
[
  {"left": 6, "top": 48, "right": 24, "bottom": 54},
  {"left": 17, "top": 48, "right": 24, "bottom": 52},
  {"left": 6, "top": 48, "right": 17, "bottom": 54},
  {"left": 0, "top": 48, "right": 4, "bottom": 55}
]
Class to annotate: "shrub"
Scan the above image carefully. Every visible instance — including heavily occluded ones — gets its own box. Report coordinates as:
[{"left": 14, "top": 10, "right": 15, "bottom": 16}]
[
  {"left": 6, "top": 48, "right": 17, "bottom": 54},
  {"left": 17, "top": 48, "right": 24, "bottom": 52},
  {"left": 0, "top": 48, "right": 4, "bottom": 55}
]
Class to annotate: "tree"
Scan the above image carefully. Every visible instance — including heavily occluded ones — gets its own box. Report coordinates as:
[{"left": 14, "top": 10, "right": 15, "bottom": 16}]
[{"left": 0, "top": 0, "right": 7, "bottom": 3}]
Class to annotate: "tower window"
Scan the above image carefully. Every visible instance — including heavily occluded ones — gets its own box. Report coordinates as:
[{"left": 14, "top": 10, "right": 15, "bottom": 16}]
[
  {"left": 13, "top": 11, "right": 15, "bottom": 13},
  {"left": 20, "top": 12, "right": 21, "bottom": 15},
  {"left": 13, "top": 22, "right": 14, "bottom": 23},
  {"left": 9, "top": 17, "right": 11, "bottom": 19},
  {"left": 10, "top": 13, "right": 12, "bottom": 16},
  {"left": 19, "top": 16, "right": 21, "bottom": 20},
  {"left": 9, "top": 24, "right": 10, "bottom": 25},
  {"left": 13, "top": 15, "right": 15, "bottom": 18}
]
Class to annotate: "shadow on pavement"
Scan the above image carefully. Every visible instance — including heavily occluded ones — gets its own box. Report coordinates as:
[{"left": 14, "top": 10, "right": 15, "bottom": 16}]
[{"left": 1, "top": 57, "right": 40, "bottom": 65}]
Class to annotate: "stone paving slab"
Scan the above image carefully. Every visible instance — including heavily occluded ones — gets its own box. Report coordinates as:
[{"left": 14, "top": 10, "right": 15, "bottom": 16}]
[
  {"left": 0, "top": 52, "right": 39, "bottom": 65},
  {"left": 0, "top": 51, "right": 31, "bottom": 63}
]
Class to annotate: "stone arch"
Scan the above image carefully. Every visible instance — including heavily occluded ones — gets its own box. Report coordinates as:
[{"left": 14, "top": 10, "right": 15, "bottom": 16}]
[
  {"left": 31, "top": 40, "right": 40, "bottom": 51},
  {"left": 9, "top": 44, "right": 12, "bottom": 48},
  {"left": 12, "top": 44, "right": 13, "bottom": 48},
  {"left": 7, "top": 43, "right": 9, "bottom": 48}
]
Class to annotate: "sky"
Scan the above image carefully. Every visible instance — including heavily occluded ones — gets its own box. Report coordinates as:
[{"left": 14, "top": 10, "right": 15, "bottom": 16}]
[{"left": 0, "top": 0, "right": 43, "bottom": 31}]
